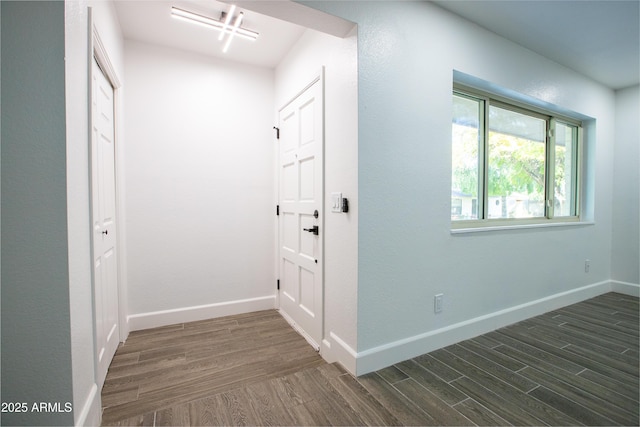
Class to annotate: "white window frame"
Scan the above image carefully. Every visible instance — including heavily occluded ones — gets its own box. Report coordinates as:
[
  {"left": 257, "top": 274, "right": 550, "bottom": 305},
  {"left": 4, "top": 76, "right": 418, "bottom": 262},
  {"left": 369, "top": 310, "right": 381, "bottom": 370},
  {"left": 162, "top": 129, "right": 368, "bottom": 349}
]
[{"left": 452, "top": 84, "right": 583, "bottom": 230}]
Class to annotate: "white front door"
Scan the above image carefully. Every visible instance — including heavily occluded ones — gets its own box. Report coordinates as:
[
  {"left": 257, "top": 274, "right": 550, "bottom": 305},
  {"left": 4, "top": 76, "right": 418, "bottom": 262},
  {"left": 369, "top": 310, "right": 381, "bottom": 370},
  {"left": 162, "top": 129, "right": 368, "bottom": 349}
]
[
  {"left": 91, "top": 58, "right": 120, "bottom": 388},
  {"left": 278, "top": 75, "right": 324, "bottom": 349}
]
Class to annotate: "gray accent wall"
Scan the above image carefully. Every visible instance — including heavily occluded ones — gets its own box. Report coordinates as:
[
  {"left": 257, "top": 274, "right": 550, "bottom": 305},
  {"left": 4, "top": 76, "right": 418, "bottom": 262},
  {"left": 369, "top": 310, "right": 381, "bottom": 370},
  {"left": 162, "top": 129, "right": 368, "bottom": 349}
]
[{"left": 1, "top": 1, "right": 75, "bottom": 425}]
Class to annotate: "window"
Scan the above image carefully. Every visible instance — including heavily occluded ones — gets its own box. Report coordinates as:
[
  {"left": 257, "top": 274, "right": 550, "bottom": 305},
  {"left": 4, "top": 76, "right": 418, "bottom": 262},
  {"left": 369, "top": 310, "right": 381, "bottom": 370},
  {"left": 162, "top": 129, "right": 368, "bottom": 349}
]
[{"left": 452, "top": 86, "right": 581, "bottom": 227}]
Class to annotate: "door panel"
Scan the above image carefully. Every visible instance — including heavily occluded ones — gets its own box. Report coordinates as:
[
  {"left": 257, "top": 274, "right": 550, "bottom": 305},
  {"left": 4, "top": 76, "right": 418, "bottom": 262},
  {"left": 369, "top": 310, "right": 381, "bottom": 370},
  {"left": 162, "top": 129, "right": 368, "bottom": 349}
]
[
  {"left": 299, "top": 157, "right": 316, "bottom": 200},
  {"left": 282, "top": 258, "right": 297, "bottom": 303},
  {"left": 282, "top": 212, "right": 297, "bottom": 252},
  {"left": 299, "top": 267, "right": 316, "bottom": 317},
  {"left": 282, "top": 163, "right": 296, "bottom": 200},
  {"left": 299, "top": 98, "right": 316, "bottom": 145},
  {"left": 278, "top": 76, "right": 324, "bottom": 348},
  {"left": 91, "top": 58, "right": 120, "bottom": 389}
]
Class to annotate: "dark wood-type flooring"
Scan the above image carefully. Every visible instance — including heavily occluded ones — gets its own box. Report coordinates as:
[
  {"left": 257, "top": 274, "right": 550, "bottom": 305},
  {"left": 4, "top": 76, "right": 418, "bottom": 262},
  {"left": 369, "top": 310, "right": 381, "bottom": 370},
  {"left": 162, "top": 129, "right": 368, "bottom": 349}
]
[{"left": 102, "top": 292, "right": 639, "bottom": 426}]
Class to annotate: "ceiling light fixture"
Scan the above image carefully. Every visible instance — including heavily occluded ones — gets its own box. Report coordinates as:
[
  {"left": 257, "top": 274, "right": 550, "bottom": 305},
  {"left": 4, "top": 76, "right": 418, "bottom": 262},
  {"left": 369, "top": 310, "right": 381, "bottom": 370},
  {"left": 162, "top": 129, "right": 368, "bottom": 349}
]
[
  {"left": 222, "top": 12, "right": 243, "bottom": 53},
  {"left": 218, "top": 5, "right": 236, "bottom": 41},
  {"left": 170, "top": 6, "right": 258, "bottom": 43}
]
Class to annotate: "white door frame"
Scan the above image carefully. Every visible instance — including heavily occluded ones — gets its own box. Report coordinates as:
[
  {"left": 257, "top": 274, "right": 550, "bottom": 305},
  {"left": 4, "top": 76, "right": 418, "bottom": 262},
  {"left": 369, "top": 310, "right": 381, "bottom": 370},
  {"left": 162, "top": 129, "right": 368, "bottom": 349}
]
[
  {"left": 88, "top": 7, "right": 127, "bottom": 360},
  {"left": 276, "top": 68, "right": 325, "bottom": 350}
]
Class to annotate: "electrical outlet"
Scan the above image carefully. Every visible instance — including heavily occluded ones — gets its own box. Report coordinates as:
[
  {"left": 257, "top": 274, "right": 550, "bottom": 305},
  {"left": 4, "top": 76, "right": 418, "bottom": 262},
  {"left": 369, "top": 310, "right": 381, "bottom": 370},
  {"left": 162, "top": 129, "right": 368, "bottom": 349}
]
[
  {"left": 585, "top": 259, "right": 591, "bottom": 273},
  {"left": 434, "top": 294, "right": 444, "bottom": 314}
]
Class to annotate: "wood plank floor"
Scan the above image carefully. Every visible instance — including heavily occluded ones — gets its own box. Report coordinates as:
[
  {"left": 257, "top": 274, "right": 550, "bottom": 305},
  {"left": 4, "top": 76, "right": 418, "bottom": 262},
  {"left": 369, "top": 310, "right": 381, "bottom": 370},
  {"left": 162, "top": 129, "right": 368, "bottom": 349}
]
[
  {"left": 102, "top": 292, "right": 639, "bottom": 426},
  {"left": 101, "top": 310, "right": 327, "bottom": 425}
]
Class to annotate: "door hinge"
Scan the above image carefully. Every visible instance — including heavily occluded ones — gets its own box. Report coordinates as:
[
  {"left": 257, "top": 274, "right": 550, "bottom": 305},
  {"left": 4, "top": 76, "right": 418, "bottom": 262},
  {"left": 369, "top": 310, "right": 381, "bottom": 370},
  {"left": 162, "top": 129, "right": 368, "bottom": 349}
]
[
  {"left": 276, "top": 204, "right": 280, "bottom": 216},
  {"left": 277, "top": 279, "right": 280, "bottom": 290},
  {"left": 273, "top": 126, "right": 280, "bottom": 139}
]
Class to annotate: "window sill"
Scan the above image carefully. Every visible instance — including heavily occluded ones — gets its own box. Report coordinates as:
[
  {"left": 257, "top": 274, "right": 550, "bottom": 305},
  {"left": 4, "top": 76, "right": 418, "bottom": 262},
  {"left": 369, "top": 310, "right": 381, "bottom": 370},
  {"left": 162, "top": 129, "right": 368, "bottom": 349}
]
[{"left": 451, "top": 220, "right": 594, "bottom": 234}]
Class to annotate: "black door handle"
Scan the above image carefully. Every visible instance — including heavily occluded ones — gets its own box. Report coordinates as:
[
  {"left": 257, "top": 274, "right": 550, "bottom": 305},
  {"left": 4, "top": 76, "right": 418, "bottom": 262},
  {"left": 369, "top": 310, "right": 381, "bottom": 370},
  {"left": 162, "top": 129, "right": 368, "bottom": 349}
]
[{"left": 303, "top": 225, "right": 319, "bottom": 235}]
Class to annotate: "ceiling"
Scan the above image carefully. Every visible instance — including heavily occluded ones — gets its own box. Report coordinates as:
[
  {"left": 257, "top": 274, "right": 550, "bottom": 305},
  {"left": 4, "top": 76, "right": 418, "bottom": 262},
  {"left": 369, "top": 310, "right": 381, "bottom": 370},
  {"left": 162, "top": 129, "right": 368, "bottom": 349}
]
[
  {"left": 115, "top": 1, "right": 639, "bottom": 89},
  {"left": 433, "top": 0, "right": 640, "bottom": 90},
  {"left": 114, "top": 0, "right": 307, "bottom": 68}
]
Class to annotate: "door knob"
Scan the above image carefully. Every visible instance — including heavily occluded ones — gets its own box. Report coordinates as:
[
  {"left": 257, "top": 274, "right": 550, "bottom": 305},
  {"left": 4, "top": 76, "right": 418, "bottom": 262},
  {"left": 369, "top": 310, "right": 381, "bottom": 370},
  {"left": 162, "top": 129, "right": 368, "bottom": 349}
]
[
  {"left": 102, "top": 230, "right": 108, "bottom": 235},
  {"left": 303, "top": 225, "right": 319, "bottom": 235}
]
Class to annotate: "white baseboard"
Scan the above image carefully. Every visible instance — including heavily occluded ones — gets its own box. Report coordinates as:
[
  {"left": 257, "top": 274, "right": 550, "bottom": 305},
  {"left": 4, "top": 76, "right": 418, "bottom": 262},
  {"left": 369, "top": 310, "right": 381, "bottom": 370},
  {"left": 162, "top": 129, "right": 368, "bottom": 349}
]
[
  {"left": 119, "top": 316, "right": 130, "bottom": 342},
  {"left": 321, "top": 331, "right": 357, "bottom": 375},
  {"left": 74, "top": 383, "right": 100, "bottom": 427},
  {"left": 355, "top": 281, "right": 611, "bottom": 375},
  {"left": 127, "top": 295, "right": 276, "bottom": 331},
  {"left": 610, "top": 280, "right": 640, "bottom": 297}
]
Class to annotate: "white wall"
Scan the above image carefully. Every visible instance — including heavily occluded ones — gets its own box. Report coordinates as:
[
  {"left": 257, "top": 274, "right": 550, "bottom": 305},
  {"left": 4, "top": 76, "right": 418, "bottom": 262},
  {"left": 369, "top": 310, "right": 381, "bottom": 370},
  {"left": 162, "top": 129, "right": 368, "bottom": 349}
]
[
  {"left": 306, "top": 0, "right": 621, "bottom": 374},
  {"left": 123, "top": 41, "right": 276, "bottom": 328},
  {"left": 65, "top": 1, "right": 125, "bottom": 424},
  {"left": 612, "top": 85, "right": 640, "bottom": 285},
  {"left": 275, "top": 27, "right": 359, "bottom": 372}
]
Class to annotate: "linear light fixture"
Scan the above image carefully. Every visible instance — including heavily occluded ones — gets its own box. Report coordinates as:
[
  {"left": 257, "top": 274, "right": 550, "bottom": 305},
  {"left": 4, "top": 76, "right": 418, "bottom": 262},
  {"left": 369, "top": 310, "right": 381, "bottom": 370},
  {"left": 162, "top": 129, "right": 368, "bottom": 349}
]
[
  {"left": 170, "top": 6, "right": 258, "bottom": 42},
  {"left": 218, "top": 5, "right": 236, "bottom": 41},
  {"left": 223, "top": 12, "right": 244, "bottom": 53}
]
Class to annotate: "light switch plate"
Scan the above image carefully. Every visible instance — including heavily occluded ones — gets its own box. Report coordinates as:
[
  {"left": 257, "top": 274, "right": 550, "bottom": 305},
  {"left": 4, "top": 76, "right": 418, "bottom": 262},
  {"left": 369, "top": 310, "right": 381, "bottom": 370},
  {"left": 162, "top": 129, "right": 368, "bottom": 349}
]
[{"left": 331, "top": 192, "right": 343, "bottom": 213}]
